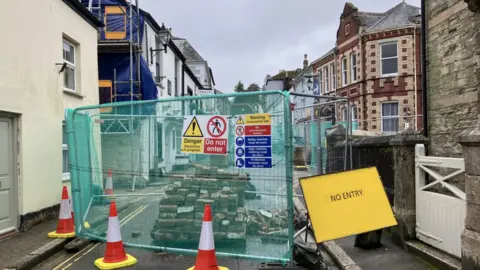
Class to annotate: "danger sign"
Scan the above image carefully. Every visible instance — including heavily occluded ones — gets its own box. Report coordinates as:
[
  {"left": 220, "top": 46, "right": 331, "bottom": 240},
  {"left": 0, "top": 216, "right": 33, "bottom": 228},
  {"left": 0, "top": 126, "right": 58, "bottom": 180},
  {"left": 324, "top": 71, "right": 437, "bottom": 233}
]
[
  {"left": 181, "top": 115, "right": 229, "bottom": 155},
  {"left": 236, "top": 126, "right": 244, "bottom": 136}
]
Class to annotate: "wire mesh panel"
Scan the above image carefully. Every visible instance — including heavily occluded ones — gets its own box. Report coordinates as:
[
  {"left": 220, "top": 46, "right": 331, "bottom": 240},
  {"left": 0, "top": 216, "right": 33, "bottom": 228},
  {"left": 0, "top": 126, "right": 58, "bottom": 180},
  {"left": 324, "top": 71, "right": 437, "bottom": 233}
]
[
  {"left": 290, "top": 93, "right": 352, "bottom": 174},
  {"left": 66, "top": 91, "right": 294, "bottom": 263}
]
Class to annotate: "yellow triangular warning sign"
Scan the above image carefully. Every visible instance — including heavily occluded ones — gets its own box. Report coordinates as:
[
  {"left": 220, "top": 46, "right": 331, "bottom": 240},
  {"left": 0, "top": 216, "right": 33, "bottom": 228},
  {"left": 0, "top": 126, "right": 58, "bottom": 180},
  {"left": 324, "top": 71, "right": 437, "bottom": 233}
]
[
  {"left": 183, "top": 116, "right": 204, "bottom": 137},
  {"left": 236, "top": 117, "right": 245, "bottom": 125}
]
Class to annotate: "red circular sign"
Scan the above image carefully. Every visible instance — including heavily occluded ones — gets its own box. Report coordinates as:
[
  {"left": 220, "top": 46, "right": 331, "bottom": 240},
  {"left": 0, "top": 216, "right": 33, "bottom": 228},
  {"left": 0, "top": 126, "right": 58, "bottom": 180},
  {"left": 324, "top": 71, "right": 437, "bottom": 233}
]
[
  {"left": 236, "top": 126, "right": 244, "bottom": 136},
  {"left": 207, "top": 116, "right": 227, "bottom": 138}
]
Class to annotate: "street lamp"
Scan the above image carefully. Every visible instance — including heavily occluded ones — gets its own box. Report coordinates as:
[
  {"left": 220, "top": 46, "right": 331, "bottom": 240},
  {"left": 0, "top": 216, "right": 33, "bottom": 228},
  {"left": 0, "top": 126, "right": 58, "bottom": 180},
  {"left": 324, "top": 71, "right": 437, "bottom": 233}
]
[
  {"left": 149, "top": 26, "right": 172, "bottom": 65},
  {"left": 306, "top": 77, "right": 313, "bottom": 91}
]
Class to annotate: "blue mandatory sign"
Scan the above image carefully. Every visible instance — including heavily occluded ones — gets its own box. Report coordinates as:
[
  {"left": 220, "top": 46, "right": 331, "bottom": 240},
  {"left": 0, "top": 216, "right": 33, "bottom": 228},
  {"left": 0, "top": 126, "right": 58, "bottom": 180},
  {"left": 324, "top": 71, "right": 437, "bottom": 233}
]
[
  {"left": 245, "top": 136, "right": 272, "bottom": 147},
  {"left": 245, "top": 147, "right": 272, "bottom": 158},
  {"left": 236, "top": 158, "right": 245, "bottom": 168},
  {"left": 245, "top": 158, "right": 272, "bottom": 168},
  {"left": 236, "top": 137, "right": 245, "bottom": 147},
  {"left": 236, "top": 147, "right": 245, "bottom": 157}
]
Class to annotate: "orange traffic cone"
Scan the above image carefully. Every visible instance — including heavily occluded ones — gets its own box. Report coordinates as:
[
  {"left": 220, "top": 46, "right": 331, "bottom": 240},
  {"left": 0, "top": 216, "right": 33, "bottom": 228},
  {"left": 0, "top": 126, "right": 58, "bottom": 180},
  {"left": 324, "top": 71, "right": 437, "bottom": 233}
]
[
  {"left": 48, "top": 186, "right": 75, "bottom": 238},
  {"left": 105, "top": 169, "right": 115, "bottom": 199},
  {"left": 187, "top": 204, "right": 229, "bottom": 270},
  {"left": 94, "top": 201, "right": 136, "bottom": 269}
]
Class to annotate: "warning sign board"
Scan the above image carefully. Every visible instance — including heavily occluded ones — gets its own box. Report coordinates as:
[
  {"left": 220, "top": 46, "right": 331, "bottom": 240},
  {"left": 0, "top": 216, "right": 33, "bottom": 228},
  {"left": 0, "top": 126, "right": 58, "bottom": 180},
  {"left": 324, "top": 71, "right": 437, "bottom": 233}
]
[
  {"left": 235, "top": 113, "right": 272, "bottom": 169},
  {"left": 183, "top": 116, "right": 203, "bottom": 138},
  {"left": 299, "top": 167, "right": 397, "bottom": 243},
  {"left": 181, "top": 115, "right": 229, "bottom": 155}
]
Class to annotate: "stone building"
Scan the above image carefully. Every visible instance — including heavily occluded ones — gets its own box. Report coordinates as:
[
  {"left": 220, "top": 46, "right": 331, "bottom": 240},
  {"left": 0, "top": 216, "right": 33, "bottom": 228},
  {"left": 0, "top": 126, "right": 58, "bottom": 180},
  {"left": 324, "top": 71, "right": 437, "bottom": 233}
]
[
  {"left": 426, "top": 0, "right": 479, "bottom": 157},
  {"left": 317, "top": 1, "right": 422, "bottom": 134}
]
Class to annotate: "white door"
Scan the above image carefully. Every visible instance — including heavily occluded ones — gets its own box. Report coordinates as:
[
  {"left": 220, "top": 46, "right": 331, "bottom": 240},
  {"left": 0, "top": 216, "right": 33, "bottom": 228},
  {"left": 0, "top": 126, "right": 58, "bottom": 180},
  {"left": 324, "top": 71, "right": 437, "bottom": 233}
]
[{"left": 0, "top": 117, "right": 16, "bottom": 233}]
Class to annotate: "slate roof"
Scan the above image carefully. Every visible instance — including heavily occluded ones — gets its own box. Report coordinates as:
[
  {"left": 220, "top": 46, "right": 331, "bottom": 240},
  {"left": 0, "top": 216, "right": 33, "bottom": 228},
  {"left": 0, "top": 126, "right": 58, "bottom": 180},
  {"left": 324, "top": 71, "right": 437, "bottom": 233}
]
[
  {"left": 172, "top": 37, "right": 205, "bottom": 62},
  {"left": 367, "top": 1, "right": 420, "bottom": 32},
  {"left": 311, "top": 47, "right": 336, "bottom": 66}
]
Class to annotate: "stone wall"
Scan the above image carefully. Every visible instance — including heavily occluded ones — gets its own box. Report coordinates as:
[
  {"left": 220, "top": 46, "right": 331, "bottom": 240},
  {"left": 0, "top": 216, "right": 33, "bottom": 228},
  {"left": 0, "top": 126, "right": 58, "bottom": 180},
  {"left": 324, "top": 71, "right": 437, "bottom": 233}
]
[{"left": 426, "top": 0, "right": 480, "bottom": 157}]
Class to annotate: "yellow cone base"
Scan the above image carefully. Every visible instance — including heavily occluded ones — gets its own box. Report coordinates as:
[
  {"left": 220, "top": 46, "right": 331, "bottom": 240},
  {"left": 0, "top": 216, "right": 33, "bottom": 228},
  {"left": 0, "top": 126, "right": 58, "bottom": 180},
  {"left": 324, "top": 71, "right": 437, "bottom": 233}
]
[
  {"left": 47, "top": 230, "right": 76, "bottom": 239},
  {"left": 187, "top": 266, "right": 229, "bottom": 270},
  {"left": 94, "top": 254, "right": 137, "bottom": 270}
]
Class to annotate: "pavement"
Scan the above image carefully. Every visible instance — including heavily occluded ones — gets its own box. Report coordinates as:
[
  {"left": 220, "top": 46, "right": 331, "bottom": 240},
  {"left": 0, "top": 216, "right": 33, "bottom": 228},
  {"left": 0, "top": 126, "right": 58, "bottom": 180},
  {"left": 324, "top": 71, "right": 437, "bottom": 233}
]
[{"left": 0, "top": 219, "right": 61, "bottom": 269}]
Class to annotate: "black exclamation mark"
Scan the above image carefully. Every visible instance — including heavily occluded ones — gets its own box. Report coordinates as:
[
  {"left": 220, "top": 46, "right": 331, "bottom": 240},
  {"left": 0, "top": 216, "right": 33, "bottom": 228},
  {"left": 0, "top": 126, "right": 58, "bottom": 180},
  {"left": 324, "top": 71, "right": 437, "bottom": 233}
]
[{"left": 192, "top": 121, "right": 196, "bottom": 134}]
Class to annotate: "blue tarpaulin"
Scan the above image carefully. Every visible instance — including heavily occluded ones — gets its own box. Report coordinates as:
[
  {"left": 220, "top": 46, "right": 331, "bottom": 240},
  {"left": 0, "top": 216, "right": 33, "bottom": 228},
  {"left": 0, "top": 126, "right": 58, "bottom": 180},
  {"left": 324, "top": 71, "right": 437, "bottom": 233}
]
[
  {"left": 80, "top": 0, "right": 158, "bottom": 114},
  {"left": 80, "top": 0, "right": 144, "bottom": 43}
]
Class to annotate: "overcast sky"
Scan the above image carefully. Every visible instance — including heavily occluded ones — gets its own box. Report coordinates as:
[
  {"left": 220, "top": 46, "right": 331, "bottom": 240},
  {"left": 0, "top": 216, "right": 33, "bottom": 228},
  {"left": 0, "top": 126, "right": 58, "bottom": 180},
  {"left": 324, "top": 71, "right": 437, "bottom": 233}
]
[{"left": 141, "top": 0, "right": 421, "bottom": 93}]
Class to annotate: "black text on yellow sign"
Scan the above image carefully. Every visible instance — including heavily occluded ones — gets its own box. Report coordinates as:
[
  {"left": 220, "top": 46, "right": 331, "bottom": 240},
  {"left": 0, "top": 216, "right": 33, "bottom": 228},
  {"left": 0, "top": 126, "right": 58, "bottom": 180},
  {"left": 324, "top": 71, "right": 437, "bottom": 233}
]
[
  {"left": 299, "top": 167, "right": 397, "bottom": 243},
  {"left": 181, "top": 138, "right": 204, "bottom": 153},
  {"left": 183, "top": 116, "right": 204, "bottom": 138}
]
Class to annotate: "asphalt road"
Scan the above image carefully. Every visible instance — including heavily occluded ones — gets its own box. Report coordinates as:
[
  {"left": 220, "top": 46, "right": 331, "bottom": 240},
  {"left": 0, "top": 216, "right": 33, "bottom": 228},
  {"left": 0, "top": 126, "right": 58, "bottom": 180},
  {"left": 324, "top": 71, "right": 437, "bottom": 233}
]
[{"left": 33, "top": 165, "right": 339, "bottom": 269}]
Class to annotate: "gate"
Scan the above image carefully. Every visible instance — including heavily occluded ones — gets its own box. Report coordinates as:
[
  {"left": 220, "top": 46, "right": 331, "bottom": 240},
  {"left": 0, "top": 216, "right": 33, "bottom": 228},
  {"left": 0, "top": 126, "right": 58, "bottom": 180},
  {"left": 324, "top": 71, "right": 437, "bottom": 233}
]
[
  {"left": 415, "top": 144, "right": 466, "bottom": 258},
  {"left": 65, "top": 90, "right": 296, "bottom": 263}
]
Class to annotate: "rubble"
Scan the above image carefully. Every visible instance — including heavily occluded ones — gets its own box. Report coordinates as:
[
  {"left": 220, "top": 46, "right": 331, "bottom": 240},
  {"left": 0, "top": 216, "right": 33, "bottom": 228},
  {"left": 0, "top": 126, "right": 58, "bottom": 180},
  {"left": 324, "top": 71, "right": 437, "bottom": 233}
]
[{"left": 150, "top": 167, "right": 250, "bottom": 243}]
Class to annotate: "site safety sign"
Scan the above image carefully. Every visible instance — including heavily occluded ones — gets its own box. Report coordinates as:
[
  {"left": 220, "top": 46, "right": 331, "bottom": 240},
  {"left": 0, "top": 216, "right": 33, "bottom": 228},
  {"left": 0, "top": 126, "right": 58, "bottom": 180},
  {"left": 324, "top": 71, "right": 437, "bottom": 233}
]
[
  {"left": 234, "top": 113, "right": 272, "bottom": 169},
  {"left": 181, "top": 115, "right": 229, "bottom": 155},
  {"left": 299, "top": 167, "right": 397, "bottom": 242}
]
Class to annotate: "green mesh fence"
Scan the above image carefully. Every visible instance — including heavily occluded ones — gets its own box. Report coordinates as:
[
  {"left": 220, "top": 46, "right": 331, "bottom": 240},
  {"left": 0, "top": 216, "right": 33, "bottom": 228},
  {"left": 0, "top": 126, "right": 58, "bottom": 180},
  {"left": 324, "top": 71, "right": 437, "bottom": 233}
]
[{"left": 66, "top": 90, "right": 294, "bottom": 263}]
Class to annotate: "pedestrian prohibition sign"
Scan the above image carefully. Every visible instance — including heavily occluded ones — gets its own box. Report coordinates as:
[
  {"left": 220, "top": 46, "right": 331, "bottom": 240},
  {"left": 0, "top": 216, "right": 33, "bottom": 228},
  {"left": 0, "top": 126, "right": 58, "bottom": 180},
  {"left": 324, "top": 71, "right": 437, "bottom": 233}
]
[
  {"left": 236, "top": 126, "right": 244, "bottom": 136},
  {"left": 207, "top": 116, "right": 227, "bottom": 138}
]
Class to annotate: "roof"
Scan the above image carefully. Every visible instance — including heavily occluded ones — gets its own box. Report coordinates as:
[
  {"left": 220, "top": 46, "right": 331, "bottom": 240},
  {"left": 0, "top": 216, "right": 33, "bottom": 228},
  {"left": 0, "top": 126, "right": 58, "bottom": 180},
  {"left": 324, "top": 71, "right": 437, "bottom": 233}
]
[
  {"left": 270, "top": 69, "right": 302, "bottom": 80},
  {"left": 172, "top": 37, "right": 205, "bottom": 62},
  {"left": 139, "top": 9, "right": 162, "bottom": 32},
  {"left": 367, "top": 1, "right": 420, "bottom": 32},
  {"left": 311, "top": 47, "right": 336, "bottom": 66},
  {"left": 63, "top": 0, "right": 103, "bottom": 28}
]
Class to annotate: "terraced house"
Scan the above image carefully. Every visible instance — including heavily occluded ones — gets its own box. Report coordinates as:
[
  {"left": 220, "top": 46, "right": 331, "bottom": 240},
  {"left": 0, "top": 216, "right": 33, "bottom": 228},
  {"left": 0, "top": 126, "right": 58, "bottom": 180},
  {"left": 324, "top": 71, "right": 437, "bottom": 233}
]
[{"left": 317, "top": 1, "right": 423, "bottom": 133}]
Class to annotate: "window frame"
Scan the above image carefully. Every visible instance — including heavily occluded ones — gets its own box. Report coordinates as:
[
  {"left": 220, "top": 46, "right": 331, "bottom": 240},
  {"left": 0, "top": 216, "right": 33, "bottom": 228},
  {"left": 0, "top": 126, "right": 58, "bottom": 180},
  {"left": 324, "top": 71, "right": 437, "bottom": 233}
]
[
  {"left": 331, "top": 63, "right": 336, "bottom": 90},
  {"left": 341, "top": 57, "right": 348, "bottom": 87},
  {"left": 380, "top": 41, "right": 399, "bottom": 77},
  {"left": 350, "top": 53, "right": 357, "bottom": 83},
  {"left": 318, "top": 69, "right": 323, "bottom": 94},
  {"left": 381, "top": 101, "right": 400, "bottom": 132},
  {"left": 62, "top": 39, "right": 76, "bottom": 92},
  {"left": 345, "top": 23, "right": 351, "bottom": 36},
  {"left": 324, "top": 66, "right": 329, "bottom": 93}
]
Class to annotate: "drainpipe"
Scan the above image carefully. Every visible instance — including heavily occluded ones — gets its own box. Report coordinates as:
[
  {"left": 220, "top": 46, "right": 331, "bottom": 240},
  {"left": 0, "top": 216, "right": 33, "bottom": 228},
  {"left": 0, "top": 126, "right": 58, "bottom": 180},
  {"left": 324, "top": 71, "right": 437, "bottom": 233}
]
[
  {"left": 413, "top": 27, "right": 418, "bottom": 131},
  {"left": 421, "top": 0, "right": 428, "bottom": 137},
  {"left": 182, "top": 62, "right": 185, "bottom": 114}
]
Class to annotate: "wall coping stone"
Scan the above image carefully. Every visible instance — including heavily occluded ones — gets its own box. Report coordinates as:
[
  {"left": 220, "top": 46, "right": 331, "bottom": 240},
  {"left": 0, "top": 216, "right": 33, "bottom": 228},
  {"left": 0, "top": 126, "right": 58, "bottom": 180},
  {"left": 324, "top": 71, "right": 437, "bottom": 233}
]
[
  {"left": 458, "top": 115, "right": 480, "bottom": 145},
  {"left": 390, "top": 128, "right": 429, "bottom": 146}
]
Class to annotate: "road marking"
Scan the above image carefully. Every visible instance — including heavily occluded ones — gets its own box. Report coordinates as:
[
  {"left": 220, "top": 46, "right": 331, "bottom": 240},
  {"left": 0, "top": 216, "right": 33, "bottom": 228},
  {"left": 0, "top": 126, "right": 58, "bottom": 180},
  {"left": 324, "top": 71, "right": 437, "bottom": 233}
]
[{"left": 53, "top": 204, "right": 147, "bottom": 270}]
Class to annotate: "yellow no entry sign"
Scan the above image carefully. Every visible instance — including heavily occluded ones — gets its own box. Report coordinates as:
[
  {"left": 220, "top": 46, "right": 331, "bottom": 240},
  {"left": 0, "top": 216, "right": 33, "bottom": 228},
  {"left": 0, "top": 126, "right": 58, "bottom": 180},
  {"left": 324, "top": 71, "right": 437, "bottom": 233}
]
[{"left": 299, "top": 167, "right": 397, "bottom": 243}]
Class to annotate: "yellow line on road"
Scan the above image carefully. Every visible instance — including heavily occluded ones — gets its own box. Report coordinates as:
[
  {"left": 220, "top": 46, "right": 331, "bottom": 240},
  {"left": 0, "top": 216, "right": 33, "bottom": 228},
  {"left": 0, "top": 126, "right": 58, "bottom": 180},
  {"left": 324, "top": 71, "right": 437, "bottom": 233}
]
[{"left": 53, "top": 204, "right": 147, "bottom": 270}]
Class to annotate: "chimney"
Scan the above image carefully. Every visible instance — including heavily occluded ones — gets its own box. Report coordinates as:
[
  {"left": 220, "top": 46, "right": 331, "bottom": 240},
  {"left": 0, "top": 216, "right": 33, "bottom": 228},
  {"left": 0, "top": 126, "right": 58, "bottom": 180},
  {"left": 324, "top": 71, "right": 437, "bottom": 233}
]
[{"left": 303, "top": 54, "right": 308, "bottom": 69}]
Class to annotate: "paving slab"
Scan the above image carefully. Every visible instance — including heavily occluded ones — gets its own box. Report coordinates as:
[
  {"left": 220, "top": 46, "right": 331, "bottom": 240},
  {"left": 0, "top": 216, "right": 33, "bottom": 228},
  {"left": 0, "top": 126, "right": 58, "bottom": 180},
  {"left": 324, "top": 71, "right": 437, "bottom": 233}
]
[{"left": 0, "top": 219, "right": 58, "bottom": 269}]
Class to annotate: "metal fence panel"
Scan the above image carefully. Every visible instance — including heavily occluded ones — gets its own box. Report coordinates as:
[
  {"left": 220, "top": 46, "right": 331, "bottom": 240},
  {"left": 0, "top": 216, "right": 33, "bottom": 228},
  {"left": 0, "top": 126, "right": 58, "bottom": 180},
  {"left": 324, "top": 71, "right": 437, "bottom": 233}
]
[{"left": 66, "top": 91, "right": 294, "bottom": 263}]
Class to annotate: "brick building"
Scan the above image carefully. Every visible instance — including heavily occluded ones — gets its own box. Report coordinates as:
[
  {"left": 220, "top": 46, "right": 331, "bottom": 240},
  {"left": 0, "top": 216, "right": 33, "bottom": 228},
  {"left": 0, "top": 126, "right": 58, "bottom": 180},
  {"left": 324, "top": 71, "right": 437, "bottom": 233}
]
[{"left": 315, "top": 1, "right": 422, "bottom": 133}]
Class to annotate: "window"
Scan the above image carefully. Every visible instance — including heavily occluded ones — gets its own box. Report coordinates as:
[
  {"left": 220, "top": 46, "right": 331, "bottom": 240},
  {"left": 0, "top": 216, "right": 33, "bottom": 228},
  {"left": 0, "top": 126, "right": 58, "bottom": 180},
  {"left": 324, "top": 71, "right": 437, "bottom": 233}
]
[
  {"left": 167, "top": 80, "right": 172, "bottom": 95},
  {"left": 174, "top": 58, "right": 179, "bottom": 96},
  {"left": 63, "top": 39, "right": 76, "bottom": 91},
  {"left": 345, "top": 23, "right": 351, "bottom": 36},
  {"left": 62, "top": 123, "right": 70, "bottom": 181},
  {"left": 324, "top": 67, "right": 329, "bottom": 92},
  {"left": 381, "top": 102, "right": 399, "bottom": 132},
  {"left": 331, "top": 63, "right": 336, "bottom": 90},
  {"left": 318, "top": 70, "right": 323, "bottom": 94},
  {"left": 342, "top": 106, "right": 358, "bottom": 122},
  {"left": 341, "top": 57, "right": 348, "bottom": 86},
  {"left": 350, "top": 53, "right": 357, "bottom": 82},
  {"left": 380, "top": 42, "right": 398, "bottom": 76}
]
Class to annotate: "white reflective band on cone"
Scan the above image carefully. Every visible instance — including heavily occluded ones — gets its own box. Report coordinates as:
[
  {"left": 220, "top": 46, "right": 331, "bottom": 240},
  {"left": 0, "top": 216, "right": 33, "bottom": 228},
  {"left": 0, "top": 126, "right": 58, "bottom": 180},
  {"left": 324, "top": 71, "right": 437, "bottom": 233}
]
[
  {"left": 59, "top": 200, "right": 71, "bottom": 219},
  {"left": 106, "top": 177, "right": 113, "bottom": 189},
  {"left": 106, "top": 216, "right": 122, "bottom": 243},
  {"left": 198, "top": 221, "right": 214, "bottom": 250}
]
